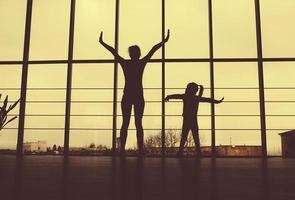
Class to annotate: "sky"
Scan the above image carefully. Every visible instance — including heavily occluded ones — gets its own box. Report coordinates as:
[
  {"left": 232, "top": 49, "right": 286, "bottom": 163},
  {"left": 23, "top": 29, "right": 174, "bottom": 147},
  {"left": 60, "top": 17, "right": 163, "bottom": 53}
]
[{"left": 0, "top": 0, "right": 295, "bottom": 155}]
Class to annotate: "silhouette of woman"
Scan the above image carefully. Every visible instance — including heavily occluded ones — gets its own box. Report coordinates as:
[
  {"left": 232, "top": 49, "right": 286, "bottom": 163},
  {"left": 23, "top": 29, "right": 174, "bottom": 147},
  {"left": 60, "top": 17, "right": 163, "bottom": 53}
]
[
  {"left": 99, "top": 30, "right": 170, "bottom": 155},
  {"left": 165, "top": 83, "right": 224, "bottom": 157}
]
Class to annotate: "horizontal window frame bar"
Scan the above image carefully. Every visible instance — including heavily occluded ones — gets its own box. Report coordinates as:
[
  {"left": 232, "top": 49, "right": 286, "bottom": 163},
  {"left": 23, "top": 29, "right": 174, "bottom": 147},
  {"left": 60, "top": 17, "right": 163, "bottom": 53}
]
[
  {"left": 3, "top": 100, "right": 295, "bottom": 103},
  {"left": 2, "top": 128, "right": 292, "bottom": 131},
  {"left": 7, "top": 114, "right": 295, "bottom": 117},
  {"left": 2, "top": 57, "right": 295, "bottom": 65},
  {"left": 1, "top": 87, "right": 295, "bottom": 90}
]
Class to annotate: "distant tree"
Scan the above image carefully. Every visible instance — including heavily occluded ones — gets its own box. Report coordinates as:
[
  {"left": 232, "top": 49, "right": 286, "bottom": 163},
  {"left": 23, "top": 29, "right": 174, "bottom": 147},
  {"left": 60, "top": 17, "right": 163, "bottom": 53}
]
[
  {"left": 0, "top": 94, "right": 19, "bottom": 131},
  {"left": 144, "top": 130, "right": 205, "bottom": 149},
  {"left": 57, "top": 146, "right": 62, "bottom": 152},
  {"left": 96, "top": 145, "right": 108, "bottom": 151},
  {"left": 185, "top": 134, "right": 194, "bottom": 147},
  {"left": 166, "top": 129, "right": 180, "bottom": 147},
  {"left": 52, "top": 144, "right": 57, "bottom": 151},
  {"left": 144, "top": 133, "right": 161, "bottom": 148},
  {"left": 89, "top": 143, "right": 96, "bottom": 148},
  {"left": 145, "top": 135, "right": 156, "bottom": 149},
  {"left": 185, "top": 133, "right": 205, "bottom": 147},
  {"left": 46, "top": 147, "right": 51, "bottom": 152},
  {"left": 144, "top": 130, "right": 180, "bottom": 149}
]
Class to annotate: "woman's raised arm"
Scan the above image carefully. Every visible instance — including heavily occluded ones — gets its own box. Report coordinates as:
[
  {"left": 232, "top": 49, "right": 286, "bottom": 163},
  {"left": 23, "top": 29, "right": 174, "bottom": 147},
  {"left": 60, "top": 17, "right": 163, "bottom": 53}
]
[
  {"left": 99, "top": 32, "right": 124, "bottom": 62},
  {"left": 143, "top": 29, "right": 170, "bottom": 61}
]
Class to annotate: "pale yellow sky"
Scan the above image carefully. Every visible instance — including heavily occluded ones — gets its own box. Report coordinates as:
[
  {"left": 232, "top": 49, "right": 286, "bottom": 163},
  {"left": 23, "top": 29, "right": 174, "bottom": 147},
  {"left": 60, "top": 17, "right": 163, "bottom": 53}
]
[{"left": 0, "top": 0, "right": 295, "bottom": 155}]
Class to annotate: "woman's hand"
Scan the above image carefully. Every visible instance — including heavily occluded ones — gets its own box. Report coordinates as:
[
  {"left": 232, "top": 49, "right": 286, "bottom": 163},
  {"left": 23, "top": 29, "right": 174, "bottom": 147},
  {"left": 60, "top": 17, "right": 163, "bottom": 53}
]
[
  {"left": 99, "top": 31, "right": 103, "bottom": 44},
  {"left": 164, "top": 29, "right": 170, "bottom": 43}
]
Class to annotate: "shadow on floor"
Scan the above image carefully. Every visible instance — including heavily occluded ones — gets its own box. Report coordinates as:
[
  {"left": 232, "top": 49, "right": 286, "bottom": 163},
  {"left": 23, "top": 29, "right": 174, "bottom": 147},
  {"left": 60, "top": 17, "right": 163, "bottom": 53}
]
[{"left": 0, "top": 155, "right": 295, "bottom": 200}]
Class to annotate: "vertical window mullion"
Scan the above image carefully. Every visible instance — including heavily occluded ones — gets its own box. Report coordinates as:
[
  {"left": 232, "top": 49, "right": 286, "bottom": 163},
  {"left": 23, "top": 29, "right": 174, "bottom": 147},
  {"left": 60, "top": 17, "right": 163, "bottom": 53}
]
[
  {"left": 112, "top": 0, "right": 120, "bottom": 154},
  {"left": 17, "top": 0, "right": 33, "bottom": 156},
  {"left": 64, "top": 0, "right": 76, "bottom": 156},
  {"left": 161, "top": 0, "right": 166, "bottom": 157},
  {"left": 254, "top": 0, "right": 267, "bottom": 158},
  {"left": 208, "top": 0, "right": 216, "bottom": 157}
]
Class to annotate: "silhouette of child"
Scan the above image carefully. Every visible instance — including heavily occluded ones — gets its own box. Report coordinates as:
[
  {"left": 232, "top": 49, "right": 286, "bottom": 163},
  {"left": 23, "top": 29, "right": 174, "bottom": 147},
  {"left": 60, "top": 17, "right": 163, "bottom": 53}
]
[{"left": 165, "top": 82, "right": 224, "bottom": 157}]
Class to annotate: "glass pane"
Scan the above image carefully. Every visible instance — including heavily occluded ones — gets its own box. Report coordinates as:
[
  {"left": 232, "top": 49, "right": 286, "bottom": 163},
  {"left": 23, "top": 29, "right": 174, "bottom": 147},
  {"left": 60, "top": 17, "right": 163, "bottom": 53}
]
[
  {"left": 0, "top": 65, "right": 22, "bottom": 151},
  {"left": 166, "top": 0, "right": 209, "bottom": 58},
  {"left": 117, "top": 63, "right": 161, "bottom": 154},
  {"left": 0, "top": 0, "right": 26, "bottom": 60},
  {"left": 74, "top": 0, "right": 115, "bottom": 59},
  {"left": 119, "top": 0, "right": 161, "bottom": 59},
  {"left": 264, "top": 62, "right": 295, "bottom": 156},
  {"left": 166, "top": 63, "right": 211, "bottom": 155},
  {"left": 24, "top": 64, "right": 67, "bottom": 154},
  {"left": 213, "top": 0, "right": 257, "bottom": 58},
  {"left": 117, "top": 63, "right": 161, "bottom": 116},
  {"left": 71, "top": 64, "right": 113, "bottom": 150},
  {"left": 261, "top": 0, "right": 295, "bottom": 57},
  {"left": 166, "top": 63, "right": 211, "bottom": 117},
  {"left": 23, "top": 131, "right": 64, "bottom": 154},
  {"left": 29, "top": 0, "right": 71, "bottom": 60},
  {"left": 215, "top": 63, "right": 261, "bottom": 156},
  {"left": 69, "top": 130, "right": 112, "bottom": 155}
]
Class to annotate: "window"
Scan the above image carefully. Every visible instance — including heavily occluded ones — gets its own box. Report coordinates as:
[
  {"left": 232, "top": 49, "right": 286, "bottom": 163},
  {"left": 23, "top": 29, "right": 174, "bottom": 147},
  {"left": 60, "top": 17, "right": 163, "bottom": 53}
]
[
  {"left": 24, "top": 64, "right": 67, "bottom": 152},
  {"left": 214, "top": 63, "right": 261, "bottom": 147},
  {"left": 261, "top": 0, "right": 295, "bottom": 57},
  {"left": 213, "top": 0, "right": 257, "bottom": 58},
  {"left": 0, "top": 65, "right": 21, "bottom": 151},
  {"left": 0, "top": 0, "right": 26, "bottom": 60},
  {"left": 1, "top": 0, "right": 294, "bottom": 157},
  {"left": 29, "top": 0, "right": 71, "bottom": 60},
  {"left": 264, "top": 62, "right": 295, "bottom": 155}
]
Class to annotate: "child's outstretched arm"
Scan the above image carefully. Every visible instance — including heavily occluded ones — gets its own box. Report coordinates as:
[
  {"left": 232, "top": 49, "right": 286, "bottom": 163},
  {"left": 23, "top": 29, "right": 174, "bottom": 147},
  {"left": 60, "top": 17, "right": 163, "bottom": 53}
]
[
  {"left": 199, "top": 97, "right": 224, "bottom": 104},
  {"left": 99, "top": 32, "right": 124, "bottom": 62},
  {"left": 165, "top": 94, "right": 183, "bottom": 102}
]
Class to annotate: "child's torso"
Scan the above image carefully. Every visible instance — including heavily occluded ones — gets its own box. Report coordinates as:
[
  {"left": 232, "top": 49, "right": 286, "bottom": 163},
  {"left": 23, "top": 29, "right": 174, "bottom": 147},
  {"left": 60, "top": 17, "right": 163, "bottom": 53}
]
[{"left": 182, "top": 95, "right": 199, "bottom": 119}]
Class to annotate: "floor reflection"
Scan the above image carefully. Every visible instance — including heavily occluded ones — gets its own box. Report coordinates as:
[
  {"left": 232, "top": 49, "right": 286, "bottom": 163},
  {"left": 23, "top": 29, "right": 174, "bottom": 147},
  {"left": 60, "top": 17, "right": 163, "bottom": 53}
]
[{"left": 1, "top": 156, "right": 294, "bottom": 200}]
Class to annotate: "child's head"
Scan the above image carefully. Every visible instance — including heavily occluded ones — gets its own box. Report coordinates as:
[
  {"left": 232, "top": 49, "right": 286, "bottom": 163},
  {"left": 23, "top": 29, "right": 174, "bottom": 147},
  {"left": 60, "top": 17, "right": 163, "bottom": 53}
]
[{"left": 185, "top": 82, "right": 199, "bottom": 96}]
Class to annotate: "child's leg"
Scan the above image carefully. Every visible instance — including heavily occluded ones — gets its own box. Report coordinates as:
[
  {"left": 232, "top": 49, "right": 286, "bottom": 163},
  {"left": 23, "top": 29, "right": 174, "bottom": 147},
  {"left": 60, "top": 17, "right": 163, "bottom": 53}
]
[
  {"left": 178, "top": 120, "right": 190, "bottom": 155},
  {"left": 192, "top": 123, "right": 202, "bottom": 157}
]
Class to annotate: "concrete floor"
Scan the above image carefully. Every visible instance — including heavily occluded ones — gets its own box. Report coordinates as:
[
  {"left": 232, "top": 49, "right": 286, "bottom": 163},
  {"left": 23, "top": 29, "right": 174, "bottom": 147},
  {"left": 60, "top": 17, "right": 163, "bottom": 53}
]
[{"left": 0, "top": 156, "right": 294, "bottom": 200}]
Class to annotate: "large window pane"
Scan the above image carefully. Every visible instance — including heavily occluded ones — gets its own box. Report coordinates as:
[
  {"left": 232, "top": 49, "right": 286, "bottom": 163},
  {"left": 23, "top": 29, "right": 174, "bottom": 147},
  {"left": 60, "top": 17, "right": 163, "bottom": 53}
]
[
  {"left": 29, "top": 0, "right": 70, "bottom": 60},
  {"left": 69, "top": 131, "right": 112, "bottom": 155},
  {"left": 261, "top": 0, "right": 295, "bottom": 57},
  {"left": 24, "top": 64, "right": 67, "bottom": 154},
  {"left": 213, "top": 0, "right": 257, "bottom": 58},
  {"left": 74, "top": 0, "right": 115, "bottom": 59},
  {"left": 70, "top": 64, "right": 113, "bottom": 153},
  {"left": 0, "top": 0, "right": 26, "bottom": 60},
  {"left": 215, "top": 63, "right": 261, "bottom": 155},
  {"left": 166, "top": 0, "right": 209, "bottom": 58},
  {"left": 117, "top": 63, "right": 161, "bottom": 152},
  {"left": 119, "top": 0, "right": 161, "bottom": 59},
  {"left": 0, "top": 66, "right": 22, "bottom": 151},
  {"left": 264, "top": 62, "right": 295, "bottom": 156},
  {"left": 166, "top": 63, "right": 211, "bottom": 155}
]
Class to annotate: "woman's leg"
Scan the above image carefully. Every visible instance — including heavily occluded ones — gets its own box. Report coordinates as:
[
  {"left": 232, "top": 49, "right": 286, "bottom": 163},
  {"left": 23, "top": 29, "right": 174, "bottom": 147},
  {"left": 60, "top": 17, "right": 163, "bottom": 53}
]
[
  {"left": 178, "top": 119, "right": 190, "bottom": 155},
  {"left": 192, "top": 122, "right": 202, "bottom": 157},
  {"left": 134, "top": 97, "right": 145, "bottom": 155},
  {"left": 120, "top": 96, "right": 132, "bottom": 154}
]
